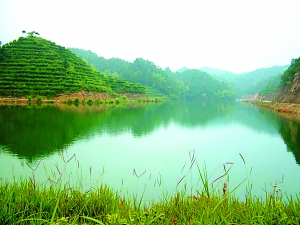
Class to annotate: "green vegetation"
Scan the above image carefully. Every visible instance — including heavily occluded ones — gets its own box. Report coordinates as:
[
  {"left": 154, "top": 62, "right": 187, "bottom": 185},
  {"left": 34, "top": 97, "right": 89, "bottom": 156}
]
[
  {"left": 173, "top": 69, "right": 236, "bottom": 100},
  {"left": 259, "top": 74, "right": 282, "bottom": 95},
  {"left": 1, "top": 154, "right": 300, "bottom": 224},
  {"left": 281, "top": 57, "right": 300, "bottom": 85},
  {"left": 0, "top": 36, "right": 145, "bottom": 98},
  {"left": 143, "top": 86, "right": 165, "bottom": 99},
  {"left": 69, "top": 48, "right": 236, "bottom": 100},
  {"left": 200, "top": 66, "right": 289, "bottom": 97}
]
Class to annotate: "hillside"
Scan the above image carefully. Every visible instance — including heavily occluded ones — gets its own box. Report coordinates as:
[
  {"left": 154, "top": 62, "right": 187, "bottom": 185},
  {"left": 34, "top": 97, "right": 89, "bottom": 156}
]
[
  {"left": 237, "top": 66, "right": 288, "bottom": 94},
  {"left": 200, "top": 66, "right": 289, "bottom": 97},
  {"left": 69, "top": 48, "right": 183, "bottom": 99},
  {"left": 276, "top": 57, "right": 300, "bottom": 103},
  {"left": 199, "top": 66, "right": 238, "bottom": 83},
  {"left": 0, "top": 36, "right": 145, "bottom": 99},
  {"left": 173, "top": 69, "right": 236, "bottom": 100},
  {"left": 69, "top": 48, "right": 236, "bottom": 100}
]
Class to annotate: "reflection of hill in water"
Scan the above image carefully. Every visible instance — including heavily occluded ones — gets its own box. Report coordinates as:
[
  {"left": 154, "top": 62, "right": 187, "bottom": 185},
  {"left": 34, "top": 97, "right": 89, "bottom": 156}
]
[
  {"left": 1, "top": 101, "right": 299, "bottom": 163},
  {"left": 0, "top": 102, "right": 234, "bottom": 161},
  {"left": 0, "top": 104, "right": 147, "bottom": 161},
  {"left": 226, "top": 103, "right": 280, "bottom": 135},
  {"left": 277, "top": 117, "right": 300, "bottom": 164},
  {"left": 252, "top": 105, "right": 300, "bottom": 165}
]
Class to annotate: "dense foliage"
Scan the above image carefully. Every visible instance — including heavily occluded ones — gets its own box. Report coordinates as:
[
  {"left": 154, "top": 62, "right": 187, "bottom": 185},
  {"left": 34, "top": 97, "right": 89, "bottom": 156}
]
[
  {"left": 200, "top": 66, "right": 289, "bottom": 97},
  {"left": 0, "top": 37, "right": 145, "bottom": 98},
  {"left": 281, "top": 57, "right": 300, "bottom": 85},
  {"left": 173, "top": 69, "right": 236, "bottom": 100},
  {"left": 70, "top": 48, "right": 236, "bottom": 100},
  {"left": 259, "top": 74, "right": 281, "bottom": 95}
]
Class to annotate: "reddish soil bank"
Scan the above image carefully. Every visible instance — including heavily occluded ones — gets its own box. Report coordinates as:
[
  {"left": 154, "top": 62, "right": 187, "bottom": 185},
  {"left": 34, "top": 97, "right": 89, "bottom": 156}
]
[
  {"left": 0, "top": 91, "right": 148, "bottom": 105},
  {"left": 252, "top": 101, "right": 300, "bottom": 121}
]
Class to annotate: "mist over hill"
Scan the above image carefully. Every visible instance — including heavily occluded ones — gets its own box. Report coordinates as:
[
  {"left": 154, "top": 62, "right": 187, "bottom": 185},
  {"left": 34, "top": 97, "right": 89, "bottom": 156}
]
[{"left": 199, "top": 65, "right": 289, "bottom": 97}]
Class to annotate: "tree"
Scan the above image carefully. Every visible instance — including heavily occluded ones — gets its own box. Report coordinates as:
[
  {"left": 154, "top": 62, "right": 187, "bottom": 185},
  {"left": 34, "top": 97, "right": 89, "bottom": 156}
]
[
  {"left": 22, "top": 30, "right": 26, "bottom": 34},
  {"left": 27, "top": 31, "right": 40, "bottom": 37},
  {"left": 0, "top": 41, "right": 2, "bottom": 47}
]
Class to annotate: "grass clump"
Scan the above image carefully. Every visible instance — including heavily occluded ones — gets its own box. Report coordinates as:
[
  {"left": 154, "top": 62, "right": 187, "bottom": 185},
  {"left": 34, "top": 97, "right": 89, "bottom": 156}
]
[{"left": 1, "top": 152, "right": 300, "bottom": 224}]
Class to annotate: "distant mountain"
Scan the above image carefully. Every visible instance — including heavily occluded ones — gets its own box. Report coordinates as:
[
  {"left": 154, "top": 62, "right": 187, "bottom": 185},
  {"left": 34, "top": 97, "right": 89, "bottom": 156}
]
[
  {"left": 176, "top": 67, "right": 189, "bottom": 73},
  {"left": 235, "top": 65, "right": 289, "bottom": 96},
  {"left": 237, "top": 66, "right": 289, "bottom": 88},
  {"left": 199, "top": 66, "right": 238, "bottom": 82},
  {"left": 199, "top": 65, "right": 289, "bottom": 97},
  {"left": 172, "top": 69, "right": 236, "bottom": 100}
]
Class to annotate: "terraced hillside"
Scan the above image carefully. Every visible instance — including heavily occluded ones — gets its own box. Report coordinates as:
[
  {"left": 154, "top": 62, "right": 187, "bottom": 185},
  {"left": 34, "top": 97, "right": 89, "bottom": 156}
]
[{"left": 0, "top": 36, "right": 145, "bottom": 98}]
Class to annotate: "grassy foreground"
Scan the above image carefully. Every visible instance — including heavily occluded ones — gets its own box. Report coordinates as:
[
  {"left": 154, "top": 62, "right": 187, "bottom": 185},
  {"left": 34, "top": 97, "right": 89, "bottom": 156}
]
[{"left": 1, "top": 155, "right": 300, "bottom": 224}]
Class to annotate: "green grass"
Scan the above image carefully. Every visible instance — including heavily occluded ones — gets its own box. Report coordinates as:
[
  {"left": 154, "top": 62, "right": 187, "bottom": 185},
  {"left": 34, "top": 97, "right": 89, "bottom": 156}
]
[{"left": 1, "top": 153, "right": 300, "bottom": 224}]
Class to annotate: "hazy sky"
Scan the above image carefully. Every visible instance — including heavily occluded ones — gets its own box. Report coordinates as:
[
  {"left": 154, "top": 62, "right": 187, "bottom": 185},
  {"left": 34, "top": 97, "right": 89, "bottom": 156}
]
[{"left": 1, "top": 0, "right": 300, "bottom": 73}]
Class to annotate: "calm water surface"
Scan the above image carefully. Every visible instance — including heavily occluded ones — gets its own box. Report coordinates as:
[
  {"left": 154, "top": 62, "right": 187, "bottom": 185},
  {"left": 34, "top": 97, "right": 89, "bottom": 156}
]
[{"left": 0, "top": 101, "right": 300, "bottom": 202}]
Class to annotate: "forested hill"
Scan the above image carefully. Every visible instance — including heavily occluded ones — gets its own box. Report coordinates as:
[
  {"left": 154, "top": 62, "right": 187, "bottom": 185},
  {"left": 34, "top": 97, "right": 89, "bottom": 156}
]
[
  {"left": 0, "top": 36, "right": 145, "bottom": 98},
  {"left": 276, "top": 57, "right": 300, "bottom": 103},
  {"left": 69, "top": 48, "right": 236, "bottom": 100},
  {"left": 200, "top": 65, "right": 289, "bottom": 97},
  {"left": 173, "top": 69, "right": 236, "bottom": 100}
]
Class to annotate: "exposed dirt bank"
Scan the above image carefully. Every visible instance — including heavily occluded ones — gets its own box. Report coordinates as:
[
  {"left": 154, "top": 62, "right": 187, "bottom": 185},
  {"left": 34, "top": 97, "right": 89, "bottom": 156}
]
[
  {"left": 251, "top": 101, "right": 300, "bottom": 121},
  {"left": 0, "top": 91, "right": 152, "bottom": 106}
]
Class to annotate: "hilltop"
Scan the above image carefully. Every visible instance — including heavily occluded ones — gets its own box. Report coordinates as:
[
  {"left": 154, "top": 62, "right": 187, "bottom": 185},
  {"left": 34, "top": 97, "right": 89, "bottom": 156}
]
[{"left": 0, "top": 36, "right": 145, "bottom": 101}]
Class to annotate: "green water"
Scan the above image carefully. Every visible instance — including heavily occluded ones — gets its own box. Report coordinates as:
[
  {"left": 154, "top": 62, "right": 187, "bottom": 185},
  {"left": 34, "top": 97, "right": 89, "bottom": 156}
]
[{"left": 0, "top": 101, "right": 300, "bottom": 201}]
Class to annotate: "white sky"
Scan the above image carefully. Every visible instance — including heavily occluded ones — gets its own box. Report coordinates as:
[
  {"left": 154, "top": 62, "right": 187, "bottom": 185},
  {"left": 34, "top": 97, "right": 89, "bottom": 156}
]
[{"left": 1, "top": 0, "right": 300, "bottom": 73}]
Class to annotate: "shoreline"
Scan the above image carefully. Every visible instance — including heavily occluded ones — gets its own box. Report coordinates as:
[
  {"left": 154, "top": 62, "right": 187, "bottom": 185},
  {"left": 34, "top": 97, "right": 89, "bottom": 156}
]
[
  {"left": 243, "top": 100, "right": 300, "bottom": 121},
  {"left": 0, "top": 92, "right": 162, "bottom": 106}
]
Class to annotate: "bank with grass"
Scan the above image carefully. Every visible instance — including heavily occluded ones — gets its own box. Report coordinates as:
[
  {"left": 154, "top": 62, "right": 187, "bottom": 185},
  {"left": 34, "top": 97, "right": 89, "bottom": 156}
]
[{"left": 1, "top": 160, "right": 300, "bottom": 224}]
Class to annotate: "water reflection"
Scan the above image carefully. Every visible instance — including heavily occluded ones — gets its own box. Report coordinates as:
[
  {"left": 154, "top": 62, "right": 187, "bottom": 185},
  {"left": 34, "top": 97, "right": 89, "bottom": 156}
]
[
  {"left": 0, "top": 102, "right": 233, "bottom": 161},
  {"left": 0, "top": 101, "right": 300, "bottom": 165},
  {"left": 278, "top": 117, "right": 300, "bottom": 164}
]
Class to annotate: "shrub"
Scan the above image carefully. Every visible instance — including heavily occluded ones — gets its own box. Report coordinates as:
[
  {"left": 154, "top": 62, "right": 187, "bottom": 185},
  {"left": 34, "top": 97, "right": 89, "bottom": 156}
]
[
  {"left": 87, "top": 98, "right": 93, "bottom": 105},
  {"left": 73, "top": 97, "right": 79, "bottom": 104}
]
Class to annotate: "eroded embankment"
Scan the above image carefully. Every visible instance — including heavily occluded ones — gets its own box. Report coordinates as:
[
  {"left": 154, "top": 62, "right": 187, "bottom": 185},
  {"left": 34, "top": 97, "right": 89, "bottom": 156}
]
[
  {"left": 252, "top": 101, "right": 300, "bottom": 120},
  {"left": 0, "top": 91, "right": 153, "bottom": 106}
]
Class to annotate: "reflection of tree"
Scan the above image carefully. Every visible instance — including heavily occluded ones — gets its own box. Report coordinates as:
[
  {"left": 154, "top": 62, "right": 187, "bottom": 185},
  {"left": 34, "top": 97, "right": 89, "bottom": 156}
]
[
  {"left": 0, "top": 102, "right": 236, "bottom": 161},
  {"left": 278, "top": 117, "right": 300, "bottom": 164},
  {"left": 6, "top": 101, "right": 300, "bottom": 163},
  {"left": 256, "top": 106, "right": 300, "bottom": 165}
]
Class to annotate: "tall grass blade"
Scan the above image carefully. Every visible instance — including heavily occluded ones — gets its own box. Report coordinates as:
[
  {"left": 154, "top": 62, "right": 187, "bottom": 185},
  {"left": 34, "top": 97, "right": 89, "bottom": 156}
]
[
  {"left": 197, "top": 162, "right": 210, "bottom": 198},
  {"left": 146, "top": 214, "right": 164, "bottom": 225},
  {"left": 81, "top": 216, "right": 105, "bottom": 224},
  {"left": 239, "top": 153, "right": 246, "bottom": 164},
  {"left": 50, "top": 194, "right": 60, "bottom": 223}
]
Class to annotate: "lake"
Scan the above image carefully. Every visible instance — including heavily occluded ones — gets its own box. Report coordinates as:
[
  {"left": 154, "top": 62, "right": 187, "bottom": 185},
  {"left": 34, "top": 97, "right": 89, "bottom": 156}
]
[{"left": 0, "top": 101, "right": 300, "bottom": 202}]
